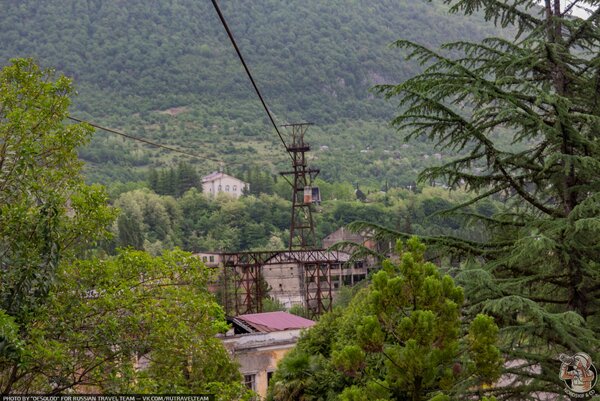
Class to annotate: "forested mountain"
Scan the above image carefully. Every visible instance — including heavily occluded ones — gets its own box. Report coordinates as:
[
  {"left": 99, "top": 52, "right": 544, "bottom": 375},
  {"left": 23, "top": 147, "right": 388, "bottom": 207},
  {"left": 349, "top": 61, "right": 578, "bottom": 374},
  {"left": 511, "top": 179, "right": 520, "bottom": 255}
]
[{"left": 0, "top": 0, "right": 507, "bottom": 185}]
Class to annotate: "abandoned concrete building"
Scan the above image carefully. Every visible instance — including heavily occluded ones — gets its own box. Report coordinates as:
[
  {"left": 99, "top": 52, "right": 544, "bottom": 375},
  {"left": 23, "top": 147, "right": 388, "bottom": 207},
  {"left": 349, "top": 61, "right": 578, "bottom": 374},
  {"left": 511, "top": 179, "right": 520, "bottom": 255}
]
[
  {"left": 195, "top": 226, "right": 379, "bottom": 314},
  {"left": 260, "top": 250, "right": 368, "bottom": 308},
  {"left": 220, "top": 311, "right": 315, "bottom": 398}
]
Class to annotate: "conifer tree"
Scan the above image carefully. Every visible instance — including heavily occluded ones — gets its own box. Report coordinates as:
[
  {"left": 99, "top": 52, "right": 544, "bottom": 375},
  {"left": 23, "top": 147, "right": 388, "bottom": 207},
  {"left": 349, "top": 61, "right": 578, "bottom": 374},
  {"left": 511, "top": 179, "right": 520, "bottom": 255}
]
[
  {"left": 176, "top": 161, "right": 200, "bottom": 196},
  {"left": 148, "top": 168, "right": 159, "bottom": 193},
  {"left": 268, "top": 238, "right": 502, "bottom": 401},
  {"left": 351, "top": 1, "right": 600, "bottom": 399}
]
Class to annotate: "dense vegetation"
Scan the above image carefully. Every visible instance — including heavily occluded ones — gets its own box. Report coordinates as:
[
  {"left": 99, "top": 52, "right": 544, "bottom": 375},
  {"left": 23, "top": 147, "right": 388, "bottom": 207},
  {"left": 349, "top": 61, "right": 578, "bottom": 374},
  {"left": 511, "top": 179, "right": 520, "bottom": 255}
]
[
  {"left": 0, "top": 59, "right": 248, "bottom": 398},
  {"left": 268, "top": 238, "right": 502, "bottom": 401},
  {"left": 105, "top": 176, "right": 497, "bottom": 254},
  {"left": 346, "top": 0, "right": 600, "bottom": 399},
  {"left": 2, "top": 0, "right": 600, "bottom": 399},
  {"left": 0, "top": 0, "right": 510, "bottom": 186}
]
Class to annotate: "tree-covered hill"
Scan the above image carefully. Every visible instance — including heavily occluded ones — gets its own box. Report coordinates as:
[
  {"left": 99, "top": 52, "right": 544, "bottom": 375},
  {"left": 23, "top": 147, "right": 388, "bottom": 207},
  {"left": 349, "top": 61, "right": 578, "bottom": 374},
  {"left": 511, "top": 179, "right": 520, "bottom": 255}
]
[{"left": 0, "top": 0, "right": 508, "bottom": 184}]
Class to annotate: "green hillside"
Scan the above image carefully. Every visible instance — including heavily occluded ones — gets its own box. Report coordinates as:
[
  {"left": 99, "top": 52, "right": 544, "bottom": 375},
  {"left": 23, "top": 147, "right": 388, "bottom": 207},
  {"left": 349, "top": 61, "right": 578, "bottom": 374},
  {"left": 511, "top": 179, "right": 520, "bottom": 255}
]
[{"left": 0, "top": 0, "right": 506, "bottom": 185}]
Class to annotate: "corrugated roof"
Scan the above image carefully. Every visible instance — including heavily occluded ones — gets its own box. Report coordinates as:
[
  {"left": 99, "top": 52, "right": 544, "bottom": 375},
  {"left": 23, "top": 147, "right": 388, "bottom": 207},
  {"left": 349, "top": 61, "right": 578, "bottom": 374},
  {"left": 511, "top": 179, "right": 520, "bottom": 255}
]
[{"left": 235, "top": 311, "right": 315, "bottom": 333}]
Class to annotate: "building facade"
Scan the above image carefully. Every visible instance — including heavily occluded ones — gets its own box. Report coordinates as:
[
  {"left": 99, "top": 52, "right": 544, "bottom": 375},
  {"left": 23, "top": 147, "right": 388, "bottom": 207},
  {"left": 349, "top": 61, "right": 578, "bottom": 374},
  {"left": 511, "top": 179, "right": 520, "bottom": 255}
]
[
  {"left": 201, "top": 172, "right": 248, "bottom": 198},
  {"left": 262, "top": 252, "right": 368, "bottom": 309},
  {"left": 221, "top": 312, "right": 315, "bottom": 398}
]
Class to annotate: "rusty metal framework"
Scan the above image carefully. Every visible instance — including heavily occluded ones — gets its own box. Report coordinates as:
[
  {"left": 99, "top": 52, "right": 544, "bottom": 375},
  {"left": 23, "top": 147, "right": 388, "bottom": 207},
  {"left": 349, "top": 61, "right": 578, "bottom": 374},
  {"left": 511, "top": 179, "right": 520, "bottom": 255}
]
[
  {"left": 221, "top": 249, "right": 346, "bottom": 318},
  {"left": 218, "top": 124, "right": 346, "bottom": 319},
  {"left": 279, "top": 123, "right": 320, "bottom": 250},
  {"left": 304, "top": 262, "right": 334, "bottom": 318}
]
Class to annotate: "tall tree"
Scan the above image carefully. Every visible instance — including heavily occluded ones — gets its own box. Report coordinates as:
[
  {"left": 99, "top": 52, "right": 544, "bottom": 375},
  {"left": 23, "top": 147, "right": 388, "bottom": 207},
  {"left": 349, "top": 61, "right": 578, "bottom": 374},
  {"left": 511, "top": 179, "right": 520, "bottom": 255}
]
[
  {"left": 361, "top": 1, "right": 600, "bottom": 399},
  {"left": 0, "top": 60, "right": 249, "bottom": 399},
  {"left": 268, "top": 238, "right": 502, "bottom": 401},
  {"left": 0, "top": 59, "right": 116, "bottom": 392},
  {"left": 176, "top": 161, "right": 200, "bottom": 196}
]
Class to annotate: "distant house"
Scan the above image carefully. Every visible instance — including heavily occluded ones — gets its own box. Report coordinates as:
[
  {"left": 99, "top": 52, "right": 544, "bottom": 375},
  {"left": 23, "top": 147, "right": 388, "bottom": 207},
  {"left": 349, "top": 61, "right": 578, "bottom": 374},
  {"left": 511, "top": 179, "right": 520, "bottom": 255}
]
[
  {"left": 221, "top": 312, "right": 315, "bottom": 398},
  {"left": 194, "top": 251, "right": 223, "bottom": 268},
  {"left": 202, "top": 172, "right": 248, "bottom": 198}
]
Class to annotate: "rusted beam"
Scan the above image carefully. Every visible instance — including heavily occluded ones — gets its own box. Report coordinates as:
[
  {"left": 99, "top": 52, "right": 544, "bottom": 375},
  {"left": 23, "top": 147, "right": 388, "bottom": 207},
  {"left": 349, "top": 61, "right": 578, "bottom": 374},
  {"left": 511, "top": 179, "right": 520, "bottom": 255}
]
[{"left": 220, "top": 249, "right": 348, "bottom": 317}]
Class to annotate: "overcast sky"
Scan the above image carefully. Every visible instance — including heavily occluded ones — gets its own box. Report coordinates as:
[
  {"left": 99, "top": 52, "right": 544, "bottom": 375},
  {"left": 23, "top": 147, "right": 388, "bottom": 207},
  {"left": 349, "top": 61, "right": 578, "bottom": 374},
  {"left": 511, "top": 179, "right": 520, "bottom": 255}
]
[{"left": 537, "top": 0, "right": 594, "bottom": 18}]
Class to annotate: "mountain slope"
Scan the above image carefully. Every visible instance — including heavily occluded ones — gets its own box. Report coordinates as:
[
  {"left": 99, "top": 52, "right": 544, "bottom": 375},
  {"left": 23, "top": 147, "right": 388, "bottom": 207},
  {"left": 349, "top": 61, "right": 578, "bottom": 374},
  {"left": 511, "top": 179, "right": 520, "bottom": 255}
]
[{"left": 0, "top": 0, "right": 507, "bottom": 185}]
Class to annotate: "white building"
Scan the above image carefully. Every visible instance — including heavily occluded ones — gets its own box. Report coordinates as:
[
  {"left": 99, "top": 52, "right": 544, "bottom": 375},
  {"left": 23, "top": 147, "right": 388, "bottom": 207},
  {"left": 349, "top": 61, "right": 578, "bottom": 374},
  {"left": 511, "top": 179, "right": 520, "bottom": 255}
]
[{"left": 201, "top": 172, "right": 248, "bottom": 198}]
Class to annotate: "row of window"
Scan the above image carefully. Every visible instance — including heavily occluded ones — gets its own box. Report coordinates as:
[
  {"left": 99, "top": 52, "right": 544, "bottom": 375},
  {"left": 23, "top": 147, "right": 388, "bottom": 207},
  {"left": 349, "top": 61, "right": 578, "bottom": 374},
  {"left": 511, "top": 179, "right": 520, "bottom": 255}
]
[
  {"left": 207, "top": 185, "right": 240, "bottom": 192},
  {"left": 219, "top": 184, "right": 238, "bottom": 192}
]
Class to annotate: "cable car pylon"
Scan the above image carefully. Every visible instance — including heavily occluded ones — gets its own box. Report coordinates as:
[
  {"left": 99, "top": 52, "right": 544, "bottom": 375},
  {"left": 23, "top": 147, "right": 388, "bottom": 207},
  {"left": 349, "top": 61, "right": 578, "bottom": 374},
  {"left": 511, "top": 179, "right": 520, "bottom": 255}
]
[{"left": 279, "top": 123, "right": 320, "bottom": 250}]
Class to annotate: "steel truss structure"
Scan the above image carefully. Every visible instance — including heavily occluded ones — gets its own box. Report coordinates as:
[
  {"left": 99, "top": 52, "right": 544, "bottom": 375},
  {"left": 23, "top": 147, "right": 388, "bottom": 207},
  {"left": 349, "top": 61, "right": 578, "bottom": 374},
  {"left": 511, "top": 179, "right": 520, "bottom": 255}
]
[
  {"left": 221, "top": 249, "right": 347, "bottom": 319},
  {"left": 279, "top": 123, "right": 320, "bottom": 250}
]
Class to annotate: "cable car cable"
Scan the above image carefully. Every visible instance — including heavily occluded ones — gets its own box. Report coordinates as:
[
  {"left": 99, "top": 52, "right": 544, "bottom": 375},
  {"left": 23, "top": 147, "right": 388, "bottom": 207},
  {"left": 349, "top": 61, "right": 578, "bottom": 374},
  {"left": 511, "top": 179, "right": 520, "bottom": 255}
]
[
  {"left": 68, "top": 115, "right": 221, "bottom": 164},
  {"left": 209, "top": 0, "right": 293, "bottom": 162}
]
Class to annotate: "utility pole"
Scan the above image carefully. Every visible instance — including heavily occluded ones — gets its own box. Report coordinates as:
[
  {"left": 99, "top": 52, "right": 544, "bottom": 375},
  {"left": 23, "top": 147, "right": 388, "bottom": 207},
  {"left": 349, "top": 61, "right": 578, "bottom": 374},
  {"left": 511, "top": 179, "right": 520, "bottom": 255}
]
[{"left": 279, "top": 123, "right": 319, "bottom": 250}]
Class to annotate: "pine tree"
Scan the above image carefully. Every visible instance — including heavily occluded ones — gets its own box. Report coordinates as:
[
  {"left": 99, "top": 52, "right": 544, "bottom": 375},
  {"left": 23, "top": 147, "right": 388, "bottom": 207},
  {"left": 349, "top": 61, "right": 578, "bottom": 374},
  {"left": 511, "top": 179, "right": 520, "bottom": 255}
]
[
  {"left": 268, "top": 238, "right": 502, "bottom": 401},
  {"left": 148, "top": 167, "right": 159, "bottom": 193},
  {"left": 176, "top": 161, "right": 200, "bottom": 196},
  {"left": 353, "top": 1, "right": 600, "bottom": 399}
]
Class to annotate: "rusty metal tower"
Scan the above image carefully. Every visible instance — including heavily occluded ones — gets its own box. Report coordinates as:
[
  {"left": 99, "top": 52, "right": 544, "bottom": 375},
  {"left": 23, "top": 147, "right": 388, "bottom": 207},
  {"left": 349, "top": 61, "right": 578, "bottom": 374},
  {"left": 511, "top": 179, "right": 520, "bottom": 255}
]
[{"left": 280, "top": 123, "right": 320, "bottom": 250}]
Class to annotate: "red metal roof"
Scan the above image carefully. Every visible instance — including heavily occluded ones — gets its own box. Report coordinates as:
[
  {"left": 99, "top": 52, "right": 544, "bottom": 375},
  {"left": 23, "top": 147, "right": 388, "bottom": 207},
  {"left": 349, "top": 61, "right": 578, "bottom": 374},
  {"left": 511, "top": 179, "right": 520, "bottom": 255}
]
[{"left": 236, "top": 311, "right": 315, "bottom": 332}]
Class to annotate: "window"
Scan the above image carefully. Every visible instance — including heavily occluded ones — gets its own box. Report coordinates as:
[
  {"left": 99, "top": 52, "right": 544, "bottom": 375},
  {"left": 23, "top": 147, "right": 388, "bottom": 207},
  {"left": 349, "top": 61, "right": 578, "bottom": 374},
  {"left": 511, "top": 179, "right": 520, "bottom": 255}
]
[
  {"left": 209, "top": 256, "right": 215, "bottom": 263},
  {"left": 218, "top": 185, "right": 222, "bottom": 191},
  {"left": 225, "top": 185, "right": 230, "bottom": 192},
  {"left": 233, "top": 185, "right": 237, "bottom": 191},
  {"left": 267, "top": 371, "right": 274, "bottom": 385},
  {"left": 202, "top": 256, "right": 207, "bottom": 262},
  {"left": 244, "top": 374, "right": 256, "bottom": 390}
]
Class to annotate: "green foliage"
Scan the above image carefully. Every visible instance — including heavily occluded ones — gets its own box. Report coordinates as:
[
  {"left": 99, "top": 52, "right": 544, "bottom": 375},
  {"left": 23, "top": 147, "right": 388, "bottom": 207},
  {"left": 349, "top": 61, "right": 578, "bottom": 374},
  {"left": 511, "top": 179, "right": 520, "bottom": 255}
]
[
  {"left": 370, "top": 0, "right": 600, "bottom": 398},
  {"left": 268, "top": 238, "right": 502, "bottom": 401},
  {"left": 7, "top": 249, "right": 247, "bottom": 396},
  {"left": 0, "top": 59, "right": 248, "bottom": 398},
  {"left": 0, "top": 59, "right": 116, "bottom": 382},
  {"left": 0, "top": 1, "right": 502, "bottom": 121},
  {"left": 0, "top": 1, "right": 513, "bottom": 186},
  {"left": 261, "top": 297, "right": 287, "bottom": 313},
  {"left": 112, "top": 189, "right": 182, "bottom": 253},
  {"left": 149, "top": 162, "right": 201, "bottom": 197},
  {"left": 288, "top": 304, "right": 310, "bottom": 319},
  {"left": 106, "top": 184, "right": 499, "bottom": 255},
  {"left": 0, "top": 311, "right": 22, "bottom": 364}
]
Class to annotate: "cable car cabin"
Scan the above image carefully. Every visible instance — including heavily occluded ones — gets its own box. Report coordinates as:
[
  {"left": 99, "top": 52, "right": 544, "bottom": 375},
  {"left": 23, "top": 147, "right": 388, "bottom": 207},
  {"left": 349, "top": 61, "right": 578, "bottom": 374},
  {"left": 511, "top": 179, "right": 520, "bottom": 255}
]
[{"left": 303, "top": 186, "right": 321, "bottom": 204}]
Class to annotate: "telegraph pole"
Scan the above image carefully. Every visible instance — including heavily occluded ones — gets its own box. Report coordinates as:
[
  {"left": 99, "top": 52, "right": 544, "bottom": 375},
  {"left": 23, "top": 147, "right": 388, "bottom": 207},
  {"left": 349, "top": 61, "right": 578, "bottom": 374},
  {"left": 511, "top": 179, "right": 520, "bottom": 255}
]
[{"left": 279, "top": 123, "right": 319, "bottom": 250}]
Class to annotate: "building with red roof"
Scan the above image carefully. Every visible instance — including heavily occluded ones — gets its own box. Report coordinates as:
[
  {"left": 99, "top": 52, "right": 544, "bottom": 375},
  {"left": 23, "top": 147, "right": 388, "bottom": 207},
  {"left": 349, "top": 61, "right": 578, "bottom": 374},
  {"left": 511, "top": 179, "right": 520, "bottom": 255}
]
[{"left": 221, "top": 311, "right": 314, "bottom": 398}]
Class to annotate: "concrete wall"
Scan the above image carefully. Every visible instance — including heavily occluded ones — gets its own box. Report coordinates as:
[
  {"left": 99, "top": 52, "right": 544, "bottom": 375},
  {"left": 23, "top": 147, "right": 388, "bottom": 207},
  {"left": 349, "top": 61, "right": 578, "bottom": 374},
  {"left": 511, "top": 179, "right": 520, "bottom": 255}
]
[
  {"left": 194, "top": 252, "right": 223, "bottom": 268},
  {"left": 221, "top": 330, "right": 303, "bottom": 398},
  {"left": 262, "top": 261, "right": 368, "bottom": 308},
  {"left": 262, "top": 262, "right": 305, "bottom": 308},
  {"left": 322, "top": 226, "right": 365, "bottom": 249}
]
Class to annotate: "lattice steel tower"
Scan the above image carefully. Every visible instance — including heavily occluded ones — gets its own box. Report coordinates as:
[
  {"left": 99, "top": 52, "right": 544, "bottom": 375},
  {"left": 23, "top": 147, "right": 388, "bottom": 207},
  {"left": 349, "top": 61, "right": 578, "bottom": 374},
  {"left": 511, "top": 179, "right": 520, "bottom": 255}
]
[{"left": 280, "top": 123, "right": 320, "bottom": 250}]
